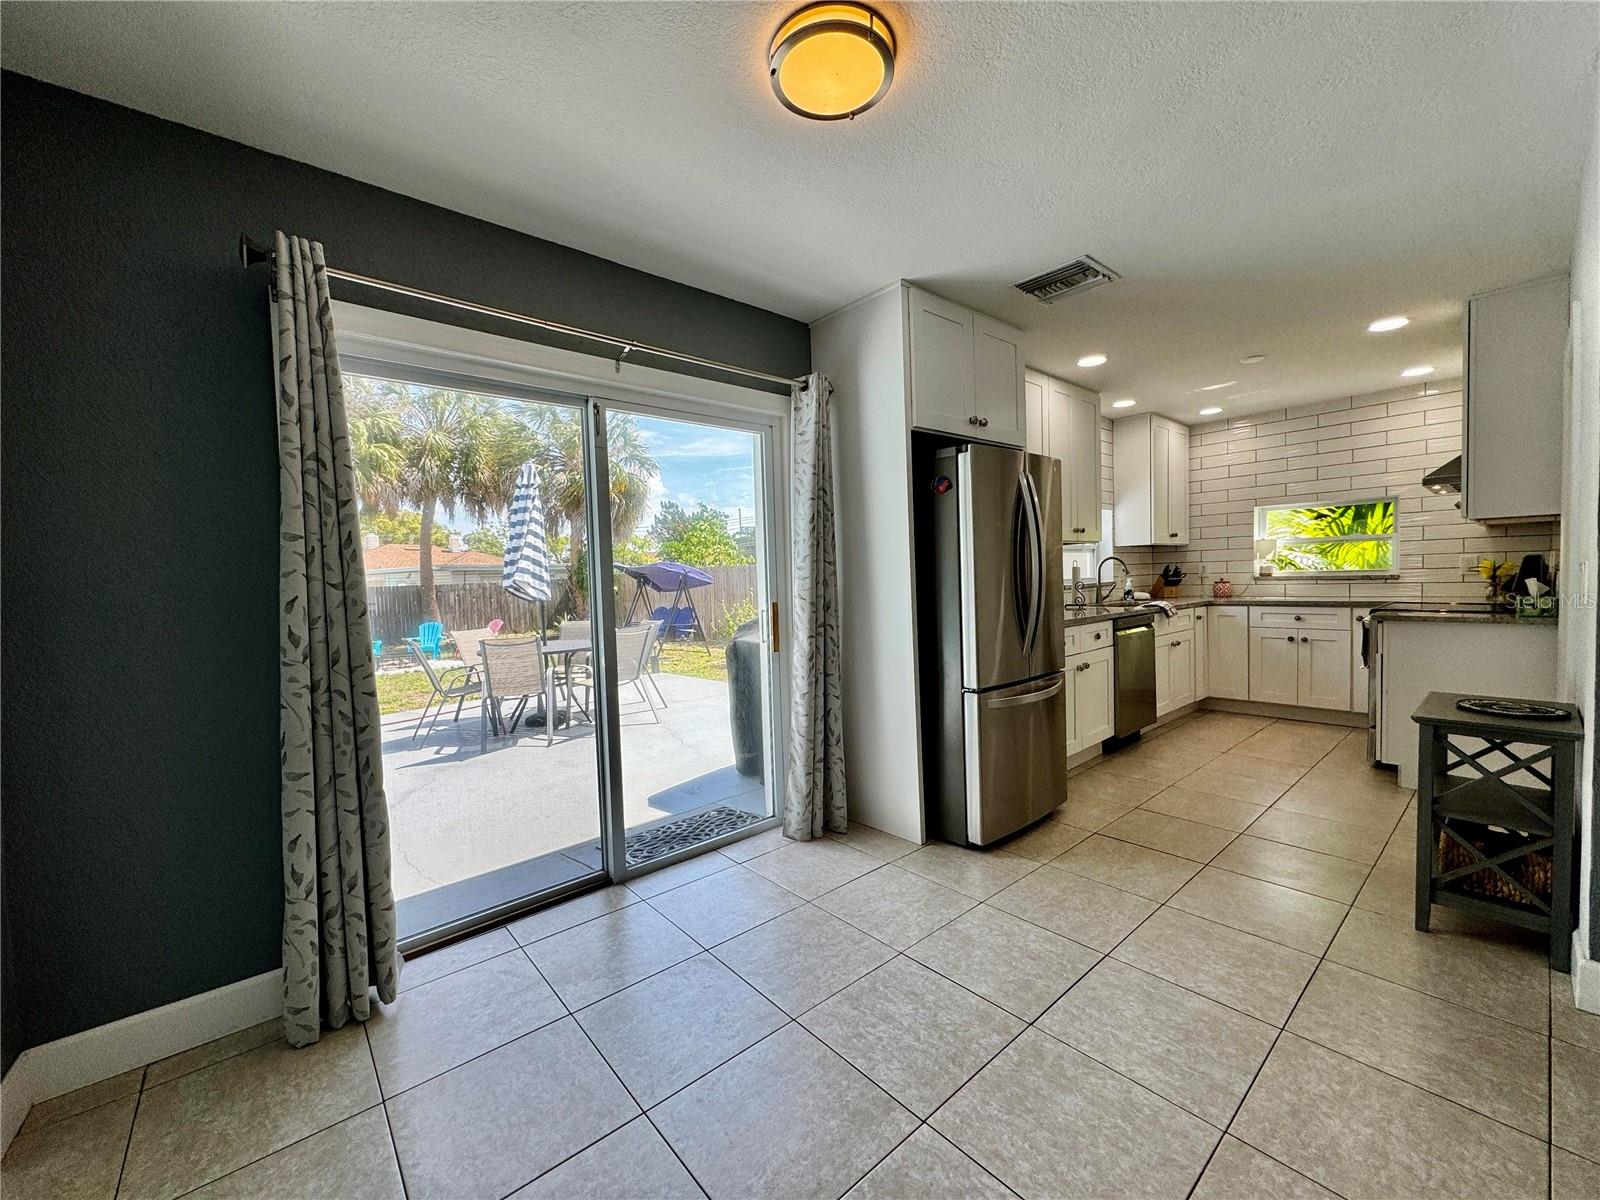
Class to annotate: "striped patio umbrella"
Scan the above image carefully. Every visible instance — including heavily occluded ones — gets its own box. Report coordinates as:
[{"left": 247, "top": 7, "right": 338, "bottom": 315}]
[{"left": 503, "top": 461, "right": 552, "bottom": 606}]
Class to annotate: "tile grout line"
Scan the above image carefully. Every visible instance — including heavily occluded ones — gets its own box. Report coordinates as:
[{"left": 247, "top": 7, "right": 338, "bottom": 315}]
[
  {"left": 108, "top": 1068, "right": 145, "bottom": 1200},
  {"left": 518, "top": 949, "right": 713, "bottom": 1200},
  {"left": 1180, "top": 724, "right": 1366, "bottom": 1199},
  {"left": 365, "top": 1025, "right": 411, "bottom": 1200}
]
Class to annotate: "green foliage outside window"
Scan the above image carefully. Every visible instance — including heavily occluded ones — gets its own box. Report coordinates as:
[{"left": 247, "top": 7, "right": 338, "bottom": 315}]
[{"left": 1260, "top": 499, "right": 1396, "bottom": 574}]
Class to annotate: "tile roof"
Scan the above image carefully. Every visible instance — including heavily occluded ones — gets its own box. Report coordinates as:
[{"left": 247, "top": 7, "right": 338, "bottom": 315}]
[{"left": 364, "top": 543, "right": 502, "bottom": 569}]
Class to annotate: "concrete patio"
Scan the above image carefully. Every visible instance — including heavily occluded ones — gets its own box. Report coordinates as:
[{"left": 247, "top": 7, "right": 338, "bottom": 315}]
[{"left": 381, "top": 670, "right": 769, "bottom": 938}]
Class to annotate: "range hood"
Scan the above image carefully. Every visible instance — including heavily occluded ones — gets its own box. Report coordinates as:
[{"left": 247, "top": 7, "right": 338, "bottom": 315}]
[{"left": 1422, "top": 455, "right": 1461, "bottom": 495}]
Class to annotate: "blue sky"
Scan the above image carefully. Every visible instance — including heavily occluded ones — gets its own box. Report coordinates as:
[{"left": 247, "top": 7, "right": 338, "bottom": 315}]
[{"left": 631, "top": 415, "right": 758, "bottom": 533}]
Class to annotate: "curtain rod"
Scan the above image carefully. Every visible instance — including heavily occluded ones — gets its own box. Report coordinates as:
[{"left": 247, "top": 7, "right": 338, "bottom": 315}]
[{"left": 238, "top": 235, "right": 804, "bottom": 389}]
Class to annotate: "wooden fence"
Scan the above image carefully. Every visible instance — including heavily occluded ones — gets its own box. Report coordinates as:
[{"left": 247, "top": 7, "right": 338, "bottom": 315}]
[{"left": 367, "top": 564, "right": 760, "bottom": 648}]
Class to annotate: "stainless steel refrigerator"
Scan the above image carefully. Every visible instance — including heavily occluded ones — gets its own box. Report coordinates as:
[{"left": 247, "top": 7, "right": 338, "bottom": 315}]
[{"left": 922, "top": 443, "right": 1067, "bottom": 846}]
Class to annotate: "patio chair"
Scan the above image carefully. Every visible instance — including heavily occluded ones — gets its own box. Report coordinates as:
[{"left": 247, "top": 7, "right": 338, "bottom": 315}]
[
  {"left": 479, "top": 634, "right": 556, "bottom": 750},
  {"left": 416, "top": 621, "right": 445, "bottom": 659},
  {"left": 569, "top": 623, "right": 664, "bottom": 721},
  {"left": 449, "top": 626, "right": 495, "bottom": 676},
  {"left": 405, "top": 638, "right": 480, "bottom": 743}
]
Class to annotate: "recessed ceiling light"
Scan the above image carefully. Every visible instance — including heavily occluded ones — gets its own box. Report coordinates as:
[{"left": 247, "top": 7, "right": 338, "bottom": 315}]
[
  {"left": 1239, "top": 354, "right": 1267, "bottom": 365},
  {"left": 1198, "top": 380, "right": 1236, "bottom": 392},
  {"left": 769, "top": 2, "right": 895, "bottom": 121},
  {"left": 1368, "top": 316, "right": 1410, "bottom": 333},
  {"left": 1111, "top": 399, "right": 1137, "bottom": 409},
  {"left": 1076, "top": 353, "right": 1108, "bottom": 368},
  {"left": 1401, "top": 364, "right": 1434, "bottom": 378},
  {"left": 1198, "top": 406, "right": 1223, "bottom": 416}
]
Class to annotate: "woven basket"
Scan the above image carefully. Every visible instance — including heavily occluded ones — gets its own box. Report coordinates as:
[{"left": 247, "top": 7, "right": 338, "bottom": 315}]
[{"left": 1437, "top": 827, "right": 1552, "bottom": 905}]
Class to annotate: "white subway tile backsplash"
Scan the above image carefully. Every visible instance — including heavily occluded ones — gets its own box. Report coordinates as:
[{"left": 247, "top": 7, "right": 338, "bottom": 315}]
[{"left": 1099, "top": 380, "right": 1555, "bottom": 599}]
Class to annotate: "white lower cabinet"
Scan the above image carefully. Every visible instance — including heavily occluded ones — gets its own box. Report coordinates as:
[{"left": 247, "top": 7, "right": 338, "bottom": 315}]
[
  {"left": 1155, "top": 630, "right": 1195, "bottom": 716},
  {"left": 1170, "top": 631, "right": 1195, "bottom": 711},
  {"left": 1298, "top": 628, "right": 1353, "bottom": 710},
  {"left": 1192, "top": 610, "right": 1209, "bottom": 700},
  {"left": 1068, "top": 646, "right": 1115, "bottom": 753},
  {"left": 1207, "top": 606, "right": 1250, "bottom": 700},
  {"left": 1250, "top": 625, "right": 1352, "bottom": 709},
  {"left": 1250, "top": 629, "right": 1302, "bottom": 706}
]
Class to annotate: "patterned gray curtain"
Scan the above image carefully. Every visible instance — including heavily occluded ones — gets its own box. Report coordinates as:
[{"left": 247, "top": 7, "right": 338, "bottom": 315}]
[
  {"left": 273, "top": 232, "right": 399, "bottom": 1046},
  {"left": 783, "top": 373, "right": 848, "bottom": 840}
]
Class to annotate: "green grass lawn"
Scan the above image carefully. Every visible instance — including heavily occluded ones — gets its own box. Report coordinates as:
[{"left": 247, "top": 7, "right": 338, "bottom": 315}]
[{"left": 375, "top": 641, "right": 728, "bottom": 716}]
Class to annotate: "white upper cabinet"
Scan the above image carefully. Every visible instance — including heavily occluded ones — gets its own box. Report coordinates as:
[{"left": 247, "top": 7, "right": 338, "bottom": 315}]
[
  {"left": 1047, "top": 377, "right": 1102, "bottom": 544},
  {"left": 1113, "top": 414, "right": 1190, "bottom": 545},
  {"left": 1024, "top": 371, "right": 1048, "bottom": 457},
  {"left": 1027, "top": 370, "right": 1102, "bottom": 544},
  {"left": 1464, "top": 274, "right": 1568, "bottom": 521},
  {"left": 906, "top": 286, "right": 1025, "bottom": 447},
  {"left": 907, "top": 288, "right": 976, "bottom": 436},
  {"left": 973, "top": 315, "right": 1026, "bottom": 445}
]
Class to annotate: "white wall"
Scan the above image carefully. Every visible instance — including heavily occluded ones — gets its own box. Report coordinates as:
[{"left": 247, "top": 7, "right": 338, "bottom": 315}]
[
  {"left": 1112, "top": 383, "right": 1559, "bottom": 601},
  {"left": 810, "top": 287, "right": 925, "bottom": 844},
  {"left": 1559, "top": 82, "right": 1600, "bottom": 975}
]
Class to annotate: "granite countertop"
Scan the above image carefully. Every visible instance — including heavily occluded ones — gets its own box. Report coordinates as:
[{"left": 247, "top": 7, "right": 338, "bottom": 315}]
[
  {"left": 1367, "top": 609, "right": 1558, "bottom": 626},
  {"left": 1062, "top": 596, "right": 1559, "bottom": 628}
]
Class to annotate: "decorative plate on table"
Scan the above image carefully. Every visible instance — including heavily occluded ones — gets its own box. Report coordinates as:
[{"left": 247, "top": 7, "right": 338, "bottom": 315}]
[{"left": 1455, "top": 698, "right": 1568, "bottom": 720}]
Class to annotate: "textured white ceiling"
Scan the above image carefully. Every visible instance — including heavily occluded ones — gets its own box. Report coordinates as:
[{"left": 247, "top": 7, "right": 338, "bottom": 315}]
[{"left": 4, "top": 1, "right": 1597, "bottom": 417}]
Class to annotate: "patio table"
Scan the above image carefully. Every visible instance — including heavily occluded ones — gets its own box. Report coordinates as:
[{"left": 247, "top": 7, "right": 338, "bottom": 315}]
[{"left": 521, "top": 638, "right": 591, "bottom": 731}]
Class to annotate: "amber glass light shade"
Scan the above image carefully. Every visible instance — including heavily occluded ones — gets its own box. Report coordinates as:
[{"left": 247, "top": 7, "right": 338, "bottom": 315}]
[{"left": 769, "top": 3, "right": 895, "bottom": 120}]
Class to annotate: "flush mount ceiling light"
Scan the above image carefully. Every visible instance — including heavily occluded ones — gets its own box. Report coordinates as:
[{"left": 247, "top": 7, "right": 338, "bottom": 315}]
[
  {"left": 1197, "top": 380, "right": 1236, "bottom": 392},
  {"left": 1368, "top": 316, "right": 1410, "bottom": 333},
  {"left": 1076, "top": 353, "right": 1108, "bottom": 368},
  {"left": 769, "top": 3, "right": 895, "bottom": 121},
  {"left": 1401, "top": 364, "right": 1435, "bottom": 378},
  {"left": 1111, "top": 398, "right": 1137, "bottom": 409},
  {"left": 1199, "top": 406, "right": 1223, "bottom": 416},
  {"left": 1239, "top": 354, "right": 1267, "bottom": 365}
]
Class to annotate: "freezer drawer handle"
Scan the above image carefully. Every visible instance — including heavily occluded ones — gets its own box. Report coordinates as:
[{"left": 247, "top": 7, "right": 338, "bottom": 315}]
[{"left": 984, "top": 678, "right": 1064, "bottom": 709}]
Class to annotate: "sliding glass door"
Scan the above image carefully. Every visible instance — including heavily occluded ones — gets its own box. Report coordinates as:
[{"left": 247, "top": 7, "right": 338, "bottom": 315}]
[
  {"left": 343, "top": 356, "right": 786, "bottom": 950},
  {"left": 596, "top": 403, "right": 784, "bottom": 878}
]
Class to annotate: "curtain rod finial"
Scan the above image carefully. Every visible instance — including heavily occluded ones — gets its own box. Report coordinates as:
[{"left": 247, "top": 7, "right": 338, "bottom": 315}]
[{"left": 239, "top": 234, "right": 274, "bottom": 269}]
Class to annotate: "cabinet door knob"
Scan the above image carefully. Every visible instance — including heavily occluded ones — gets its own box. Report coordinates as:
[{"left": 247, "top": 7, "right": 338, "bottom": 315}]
[
  {"left": 979, "top": 417, "right": 989, "bottom": 427},
  {"left": 1286, "top": 636, "right": 1295, "bottom": 642},
  {"left": 1293, "top": 614, "right": 1303, "bottom": 621},
  {"left": 1171, "top": 640, "right": 1182, "bottom": 647},
  {"left": 1301, "top": 636, "right": 1309, "bottom": 643},
  {"left": 968, "top": 416, "right": 979, "bottom": 426}
]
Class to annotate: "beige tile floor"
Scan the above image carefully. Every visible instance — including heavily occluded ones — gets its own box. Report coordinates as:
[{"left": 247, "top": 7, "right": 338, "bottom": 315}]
[{"left": 7, "top": 713, "right": 1599, "bottom": 1200}]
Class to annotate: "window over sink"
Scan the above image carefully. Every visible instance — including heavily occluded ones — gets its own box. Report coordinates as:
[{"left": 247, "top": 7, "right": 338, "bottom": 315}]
[{"left": 1254, "top": 497, "right": 1397, "bottom": 576}]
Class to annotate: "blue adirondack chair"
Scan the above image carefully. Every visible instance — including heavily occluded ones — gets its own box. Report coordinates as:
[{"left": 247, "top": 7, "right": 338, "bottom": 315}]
[{"left": 416, "top": 621, "right": 444, "bottom": 660}]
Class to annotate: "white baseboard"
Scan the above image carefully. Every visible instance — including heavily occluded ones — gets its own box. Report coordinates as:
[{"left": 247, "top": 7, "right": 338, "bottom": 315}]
[
  {"left": 0, "top": 969, "right": 278, "bottom": 1154},
  {"left": 1572, "top": 936, "right": 1600, "bottom": 1015}
]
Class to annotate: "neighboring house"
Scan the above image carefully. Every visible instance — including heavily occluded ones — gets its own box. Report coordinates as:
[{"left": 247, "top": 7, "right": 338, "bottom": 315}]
[{"left": 362, "top": 538, "right": 503, "bottom": 587}]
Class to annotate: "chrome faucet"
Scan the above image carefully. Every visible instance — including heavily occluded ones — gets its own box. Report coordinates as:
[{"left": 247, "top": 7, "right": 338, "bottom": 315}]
[{"left": 1095, "top": 556, "right": 1134, "bottom": 605}]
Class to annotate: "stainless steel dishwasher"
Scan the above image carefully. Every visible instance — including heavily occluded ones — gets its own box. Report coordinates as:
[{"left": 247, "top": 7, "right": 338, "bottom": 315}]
[{"left": 1112, "top": 611, "right": 1157, "bottom": 739}]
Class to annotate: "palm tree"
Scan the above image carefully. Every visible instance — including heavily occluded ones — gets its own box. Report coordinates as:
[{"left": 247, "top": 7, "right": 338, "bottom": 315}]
[
  {"left": 345, "top": 378, "right": 533, "bottom": 622},
  {"left": 518, "top": 407, "right": 658, "bottom": 616},
  {"left": 345, "top": 377, "right": 659, "bottom": 621}
]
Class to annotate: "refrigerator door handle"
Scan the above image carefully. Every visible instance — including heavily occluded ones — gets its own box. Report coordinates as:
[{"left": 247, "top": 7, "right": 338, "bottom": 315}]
[
  {"left": 1018, "top": 470, "right": 1045, "bottom": 657},
  {"left": 983, "top": 676, "right": 1064, "bottom": 709}
]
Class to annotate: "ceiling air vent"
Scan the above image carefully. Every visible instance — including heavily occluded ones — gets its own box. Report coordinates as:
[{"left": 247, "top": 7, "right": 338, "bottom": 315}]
[{"left": 1013, "top": 256, "right": 1120, "bottom": 304}]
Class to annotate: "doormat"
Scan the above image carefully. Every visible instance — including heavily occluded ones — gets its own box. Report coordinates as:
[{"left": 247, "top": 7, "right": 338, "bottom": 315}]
[{"left": 625, "top": 805, "right": 765, "bottom": 867}]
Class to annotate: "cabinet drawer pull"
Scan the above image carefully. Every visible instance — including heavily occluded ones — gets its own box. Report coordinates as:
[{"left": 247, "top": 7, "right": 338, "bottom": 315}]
[
  {"left": 1294, "top": 614, "right": 1303, "bottom": 621},
  {"left": 1171, "top": 640, "right": 1182, "bottom": 647}
]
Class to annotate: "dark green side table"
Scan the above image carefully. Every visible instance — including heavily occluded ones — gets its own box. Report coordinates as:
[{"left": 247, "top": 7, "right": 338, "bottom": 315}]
[{"left": 1412, "top": 691, "right": 1582, "bottom": 972}]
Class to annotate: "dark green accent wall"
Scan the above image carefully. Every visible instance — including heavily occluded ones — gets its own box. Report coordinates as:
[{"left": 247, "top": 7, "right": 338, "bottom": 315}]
[{"left": 0, "top": 71, "right": 809, "bottom": 1073}]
